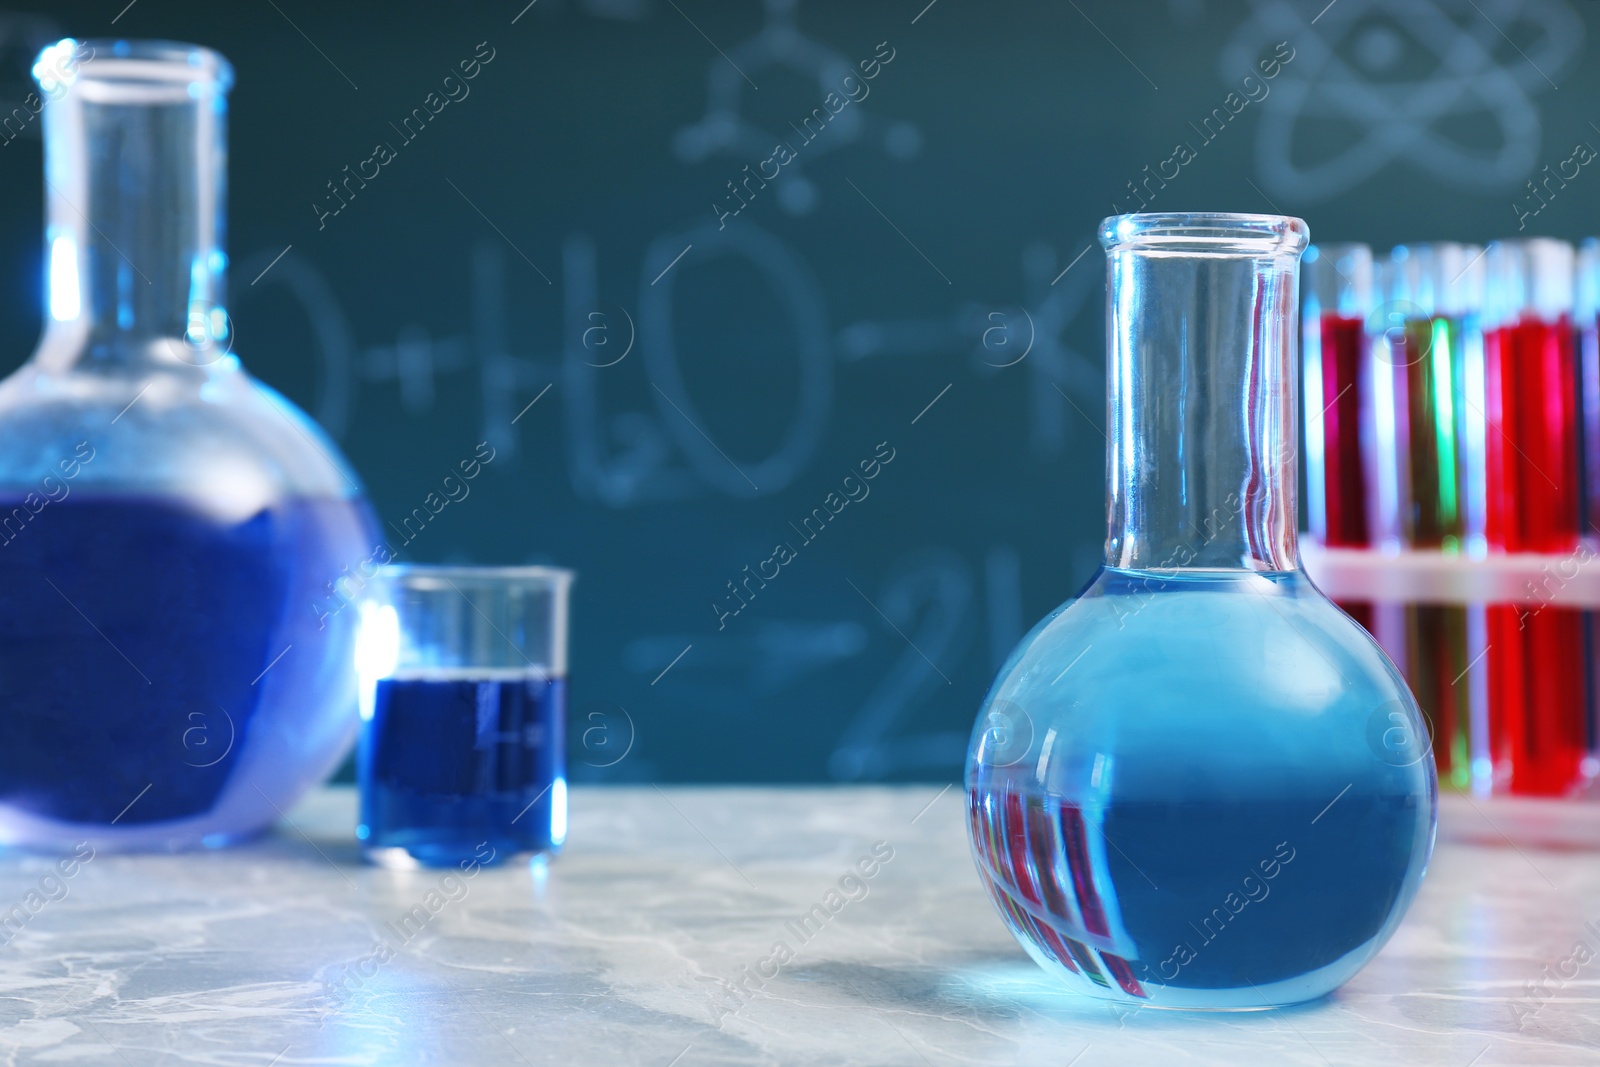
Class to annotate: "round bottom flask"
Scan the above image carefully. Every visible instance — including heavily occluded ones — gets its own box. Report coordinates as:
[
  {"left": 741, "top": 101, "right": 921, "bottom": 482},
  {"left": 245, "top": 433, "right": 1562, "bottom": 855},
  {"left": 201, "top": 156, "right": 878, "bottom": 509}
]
[
  {"left": 0, "top": 40, "right": 376, "bottom": 851},
  {"left": 966, "top": 214, "right": 1436, "bottom": 1009}
]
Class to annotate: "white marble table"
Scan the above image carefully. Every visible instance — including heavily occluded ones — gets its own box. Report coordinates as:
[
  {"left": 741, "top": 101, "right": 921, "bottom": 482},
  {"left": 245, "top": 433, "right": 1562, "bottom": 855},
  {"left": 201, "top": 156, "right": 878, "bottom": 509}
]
[{"left": 0, "top": 786, "right": 1594, "bottom": 1066}]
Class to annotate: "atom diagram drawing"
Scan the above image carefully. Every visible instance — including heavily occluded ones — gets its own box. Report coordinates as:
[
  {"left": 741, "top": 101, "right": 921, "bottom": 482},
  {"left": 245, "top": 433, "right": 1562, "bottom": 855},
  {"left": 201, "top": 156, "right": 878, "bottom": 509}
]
[
  {"left": 1223, "top": 0, "right": 1583, "bottom": 200},
  {"left": 672, "top": 0, "right": 921, "bottom": 216}
]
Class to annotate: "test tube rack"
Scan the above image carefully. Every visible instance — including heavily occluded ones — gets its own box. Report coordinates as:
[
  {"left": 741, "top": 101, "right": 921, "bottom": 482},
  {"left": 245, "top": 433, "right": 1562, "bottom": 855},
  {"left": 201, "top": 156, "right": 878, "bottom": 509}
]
[{"left": 1303, "top": 538, "right": 1600, "bottom": 848}]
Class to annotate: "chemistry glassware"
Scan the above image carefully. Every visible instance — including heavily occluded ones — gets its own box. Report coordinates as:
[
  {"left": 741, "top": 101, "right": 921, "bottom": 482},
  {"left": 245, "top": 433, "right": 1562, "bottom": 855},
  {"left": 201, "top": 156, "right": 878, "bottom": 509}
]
[
  {"left": 1302, "top": 242, "right": 1377, "bottom": 633},
  {"left": 966, "top": 213, "right": 1436, "bottom": 1010},
  {"left": 0, "top": 40, "right": 377, "bottom": 851},
  {"left": 1480, "top": 239, "right": 1585, "bottom": 796},
  {"left": 357, "top": 565, "right": 573, "bottom": 869},
  {"left": 1380, "top": 243, "right": 1485, "bottom": 793},
  {"left": 1303, "top": 243, "right": 1375, "bottom": 555},
  {"left": 1583, "top": 239, "right": 1600, "bottom": 545}
]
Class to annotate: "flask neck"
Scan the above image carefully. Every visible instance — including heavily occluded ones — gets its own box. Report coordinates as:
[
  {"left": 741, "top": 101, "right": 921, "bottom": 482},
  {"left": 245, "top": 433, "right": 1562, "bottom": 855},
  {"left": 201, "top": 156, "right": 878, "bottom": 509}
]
[
  {"left": 35, "top": 40, "right": 232, "bottom": 367},
  {"left": 1101, "top": 215, "right": 1306, "bottom": 573}
]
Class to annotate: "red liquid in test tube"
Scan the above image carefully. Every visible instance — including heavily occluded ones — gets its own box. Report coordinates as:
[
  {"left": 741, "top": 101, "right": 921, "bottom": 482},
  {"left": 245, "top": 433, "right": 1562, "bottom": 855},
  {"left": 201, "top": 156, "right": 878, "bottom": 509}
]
[
  {"left": 1317, "top": 313, "right": 1374, "bottom": 630},
  {"left": 1581, "top": 240, "right": 1600, "bottom": 781},
  {"left": 1303, "top": 244, "right": 1377, "bottom": 635},
  {"left": 1483, "top": 312, "right": 1586, "bottom": 794}
]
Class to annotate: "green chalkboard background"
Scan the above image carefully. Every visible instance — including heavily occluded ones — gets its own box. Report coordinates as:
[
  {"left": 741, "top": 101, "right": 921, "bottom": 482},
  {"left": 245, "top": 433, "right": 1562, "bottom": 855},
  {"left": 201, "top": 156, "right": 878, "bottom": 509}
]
[{"left": 0, "top": 0, "right": 1595, "bottom": 781}]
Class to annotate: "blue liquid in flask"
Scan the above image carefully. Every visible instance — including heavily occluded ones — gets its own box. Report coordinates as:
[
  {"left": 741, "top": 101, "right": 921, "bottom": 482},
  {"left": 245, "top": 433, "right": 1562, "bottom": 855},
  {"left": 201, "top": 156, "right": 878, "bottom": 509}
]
[
  {"left": 968, "top": 569, "right": 1436, "bottom": 1009},
  {"left": 0, "top": 494, "right": 373, "bottom": 834},
  {"left": 969, "top": 212, "right": 1436, "bottom": 1008},
  {"left": 360, "top": 672, "right": 567, "bottom": 867}
]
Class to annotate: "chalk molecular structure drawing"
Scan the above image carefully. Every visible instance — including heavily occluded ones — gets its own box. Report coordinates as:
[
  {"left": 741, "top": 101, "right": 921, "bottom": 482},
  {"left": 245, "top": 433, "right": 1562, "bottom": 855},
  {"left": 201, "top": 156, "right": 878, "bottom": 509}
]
[
  {"left": 1224, "top": 0, "right": 1583, "bottom": 201},
  {"left": 671, "top": 0, "right": 921, "bottom": 216}
]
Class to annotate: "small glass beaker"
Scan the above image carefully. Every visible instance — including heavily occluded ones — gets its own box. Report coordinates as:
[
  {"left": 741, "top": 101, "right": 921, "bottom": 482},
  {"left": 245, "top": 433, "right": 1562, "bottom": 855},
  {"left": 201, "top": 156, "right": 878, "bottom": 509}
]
[{"left": 357, "top": 565, "right": 574, "bottom": 869}]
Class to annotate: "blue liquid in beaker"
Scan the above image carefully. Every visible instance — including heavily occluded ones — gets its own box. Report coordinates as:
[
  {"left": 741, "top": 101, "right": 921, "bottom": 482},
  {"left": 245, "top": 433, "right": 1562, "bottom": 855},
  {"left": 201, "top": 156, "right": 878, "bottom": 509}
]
[
  {"left": 967, "top": 569, "right": 1436, "bottom": 1009},
  {"left": 360, "top": 672, "right": 566, "bottom": 867}
]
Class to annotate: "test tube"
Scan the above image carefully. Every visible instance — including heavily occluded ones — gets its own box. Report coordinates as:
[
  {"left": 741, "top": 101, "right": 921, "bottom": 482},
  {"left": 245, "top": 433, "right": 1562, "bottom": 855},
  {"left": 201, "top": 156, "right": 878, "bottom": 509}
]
[
  {"left": 1578, "top": 239, "right": 1600, "bottom": 784},
  {"left": 356, "top": 565, "right": 574, "bottom": 868},
  {"left": 1480, "top": 239, "right": 1584, "bottom": 796},
  {"left": 1302, "top": 243, "right": 1376, "bottom": 631},
  {"left": 1381, "top": 243, "right": 1482, "bottom": 791}
]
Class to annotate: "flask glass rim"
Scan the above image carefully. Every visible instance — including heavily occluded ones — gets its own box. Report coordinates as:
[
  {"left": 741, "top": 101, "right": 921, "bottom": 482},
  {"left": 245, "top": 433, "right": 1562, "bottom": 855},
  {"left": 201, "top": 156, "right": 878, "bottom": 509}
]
[
  {"left": 379, "top": 563, "right": 576, "bottom": 592},
  {"left": 1100, "top": 212, "right": 1309, "bottom": 256},
  {"left": 34, "top": 38, "right": 234, "bottom": 99}
]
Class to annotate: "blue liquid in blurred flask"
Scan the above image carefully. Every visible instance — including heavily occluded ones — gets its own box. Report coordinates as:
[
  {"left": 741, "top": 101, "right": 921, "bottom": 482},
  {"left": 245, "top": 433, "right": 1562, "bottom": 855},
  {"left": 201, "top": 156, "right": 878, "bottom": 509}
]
[
  {"left": 0, "top": 41, "right": 375, "bottom": 851},
  {"left": 966, "top": 214, "right": 1436, "bottom": 1009}
]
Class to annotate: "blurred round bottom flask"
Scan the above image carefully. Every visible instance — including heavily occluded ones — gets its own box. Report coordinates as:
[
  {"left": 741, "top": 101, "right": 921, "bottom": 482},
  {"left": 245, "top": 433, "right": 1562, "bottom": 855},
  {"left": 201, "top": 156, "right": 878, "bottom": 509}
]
[
  {"left": 0, "top": 40, "right": 376, "bottom": 851},
  {"left": 357, "top": 565, "right": 574, "bottom": 869}
]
